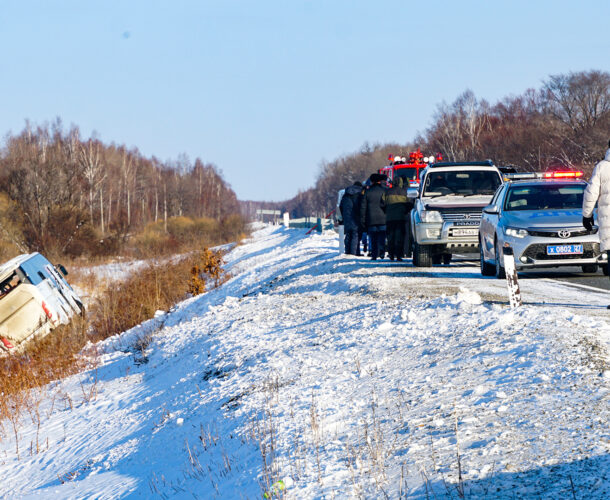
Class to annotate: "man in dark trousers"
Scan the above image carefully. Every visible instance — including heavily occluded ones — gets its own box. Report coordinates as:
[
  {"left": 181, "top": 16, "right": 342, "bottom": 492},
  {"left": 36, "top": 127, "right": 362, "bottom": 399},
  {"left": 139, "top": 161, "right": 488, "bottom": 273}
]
[
  {"left": 382, "top": 177, "right": 411, "bottom": 261},
  {"left": 360, "top": 173, "right": 387, "bottom": 260},
  {"left": 339, "top": 181, "right": 363, "bottom": 255}
]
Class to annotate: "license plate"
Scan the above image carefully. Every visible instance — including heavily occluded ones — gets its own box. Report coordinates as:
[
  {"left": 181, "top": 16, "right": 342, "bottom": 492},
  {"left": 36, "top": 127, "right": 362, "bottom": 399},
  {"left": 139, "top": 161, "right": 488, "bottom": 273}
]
[
  {"left": 546, "top": 244, "right": 583, "bottom": 255},
  {"left": 452, "top": 228, "right": 478, "bottom": 237}
]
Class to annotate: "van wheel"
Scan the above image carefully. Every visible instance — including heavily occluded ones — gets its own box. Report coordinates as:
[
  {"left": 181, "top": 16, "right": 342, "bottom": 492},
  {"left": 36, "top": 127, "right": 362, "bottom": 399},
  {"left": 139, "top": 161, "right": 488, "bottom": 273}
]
[
  {"left": 442, "top": 253, "right": 452, "bottom": 265},
  {"left": 413, "top": 242, "right": 432, "bottom": 267},
  {"left": 582, "top": 264, "right": 598, "bottom": 274},
  {"left": 603, "top": 265, "right": 609, "bottom": 276}
]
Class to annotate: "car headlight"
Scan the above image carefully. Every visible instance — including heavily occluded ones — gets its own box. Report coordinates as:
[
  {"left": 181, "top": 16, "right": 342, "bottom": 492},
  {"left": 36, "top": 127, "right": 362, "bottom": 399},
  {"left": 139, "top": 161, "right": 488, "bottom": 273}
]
[
  {"left": 505, "top": 227, "right": 528, "bottom": 238},
  {"left": 420, "top": 210, "right": 443, "bottom": 223}
]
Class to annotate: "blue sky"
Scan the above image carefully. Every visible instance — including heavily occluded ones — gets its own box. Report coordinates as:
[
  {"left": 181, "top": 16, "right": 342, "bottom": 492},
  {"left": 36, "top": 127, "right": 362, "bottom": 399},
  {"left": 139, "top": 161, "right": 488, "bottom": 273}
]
[{"left": 1, "top": 1, "right": 609, "bottom": 201}]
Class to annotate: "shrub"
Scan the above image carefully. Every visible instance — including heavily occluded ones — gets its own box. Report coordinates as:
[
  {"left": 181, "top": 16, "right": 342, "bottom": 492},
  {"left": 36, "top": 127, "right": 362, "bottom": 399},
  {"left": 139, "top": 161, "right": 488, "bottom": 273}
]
[
  {"left": 89, "top": 248, "right": 226, "bottom": 341},
  {"left": 0, "top": 193, "right": 25, "bottom": 262}
]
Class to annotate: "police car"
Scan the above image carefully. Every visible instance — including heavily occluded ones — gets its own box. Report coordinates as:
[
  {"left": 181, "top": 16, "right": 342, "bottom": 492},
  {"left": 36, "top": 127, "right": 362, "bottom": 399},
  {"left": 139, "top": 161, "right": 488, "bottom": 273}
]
[{"left": 478, "top": 170, "right": 606, "bottom": 278}]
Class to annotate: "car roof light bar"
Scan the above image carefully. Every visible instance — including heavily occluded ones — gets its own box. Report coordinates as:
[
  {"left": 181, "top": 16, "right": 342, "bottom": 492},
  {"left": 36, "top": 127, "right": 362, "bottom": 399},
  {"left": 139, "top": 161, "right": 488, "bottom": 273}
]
[
  {"left": 543, "top": 171, "right": 584, "bottom": 179},
  {"left": 503, "top": 172, "right": 542, "bottom": 181}
]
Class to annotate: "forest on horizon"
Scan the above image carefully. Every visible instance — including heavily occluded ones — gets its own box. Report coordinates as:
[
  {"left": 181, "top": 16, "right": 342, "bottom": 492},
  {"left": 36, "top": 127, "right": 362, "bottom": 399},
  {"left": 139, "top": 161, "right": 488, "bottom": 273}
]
[
  {"left": 243, "top": 69, "right": 610, "bottom": 219},
  {"left": 0, "top": 119, "right": 242, "bottom": 260}
]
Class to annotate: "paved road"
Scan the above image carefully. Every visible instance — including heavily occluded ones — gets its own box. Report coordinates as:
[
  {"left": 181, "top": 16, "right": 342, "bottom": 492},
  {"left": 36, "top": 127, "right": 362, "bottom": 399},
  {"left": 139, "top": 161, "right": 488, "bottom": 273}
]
[
  {"left": 453, "top": 254, "right": 610, "bottom": 292},
  {"left": 521, "top": 267, "right": 610, "bottom": 291}
]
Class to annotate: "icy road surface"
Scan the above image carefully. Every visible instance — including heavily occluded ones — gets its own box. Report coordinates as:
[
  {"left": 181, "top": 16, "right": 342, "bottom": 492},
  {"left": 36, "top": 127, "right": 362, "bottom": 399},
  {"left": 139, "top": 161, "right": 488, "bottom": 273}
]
[{"left": 0, "top": 225, "right": 609, "bottom": 499}]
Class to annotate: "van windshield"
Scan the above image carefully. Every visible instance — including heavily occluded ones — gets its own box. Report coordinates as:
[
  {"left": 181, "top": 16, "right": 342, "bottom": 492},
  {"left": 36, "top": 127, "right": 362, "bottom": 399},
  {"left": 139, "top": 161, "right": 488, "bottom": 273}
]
[
  {"left": 394, "top": 167, "right": 419, "bottom": 182},
  {"left": 0, "top": 273, "right": 21, "bottom": 300}
]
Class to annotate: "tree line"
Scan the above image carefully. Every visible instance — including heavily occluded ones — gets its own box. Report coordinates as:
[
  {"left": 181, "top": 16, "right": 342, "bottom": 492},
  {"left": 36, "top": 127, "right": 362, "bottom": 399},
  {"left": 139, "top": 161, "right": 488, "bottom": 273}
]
[
  {"left": 260, "top": 70, "right": 610, "bottom": 217},
  {"left": 0, "top": 119, "right": 241, "bottom": 258}
]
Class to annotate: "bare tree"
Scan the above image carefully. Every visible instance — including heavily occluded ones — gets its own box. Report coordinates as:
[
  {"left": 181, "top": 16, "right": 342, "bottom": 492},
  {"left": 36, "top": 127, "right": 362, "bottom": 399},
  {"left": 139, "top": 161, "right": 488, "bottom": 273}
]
[{"left": 79, "top": 139, "right": 105, "bottom": 229}]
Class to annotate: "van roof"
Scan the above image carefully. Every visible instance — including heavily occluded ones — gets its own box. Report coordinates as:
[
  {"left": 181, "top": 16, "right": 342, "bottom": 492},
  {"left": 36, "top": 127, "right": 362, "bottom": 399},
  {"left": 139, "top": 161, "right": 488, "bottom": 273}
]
[{"left": 0, "top": 253, "right": 39, "bottom": 282}]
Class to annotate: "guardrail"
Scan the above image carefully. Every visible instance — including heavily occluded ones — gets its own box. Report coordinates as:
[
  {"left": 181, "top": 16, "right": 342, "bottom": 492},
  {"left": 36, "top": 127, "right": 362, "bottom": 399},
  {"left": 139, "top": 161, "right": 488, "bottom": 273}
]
[{"left": 288, "top": 217, "right": 335, "bottom": 231}]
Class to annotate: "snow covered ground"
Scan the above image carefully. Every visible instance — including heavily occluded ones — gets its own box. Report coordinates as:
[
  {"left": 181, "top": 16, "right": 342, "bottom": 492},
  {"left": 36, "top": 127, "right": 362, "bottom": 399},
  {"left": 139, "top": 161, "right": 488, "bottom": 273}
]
[{"left": 1, "top": 225, "right": 609, "bottom": 499}]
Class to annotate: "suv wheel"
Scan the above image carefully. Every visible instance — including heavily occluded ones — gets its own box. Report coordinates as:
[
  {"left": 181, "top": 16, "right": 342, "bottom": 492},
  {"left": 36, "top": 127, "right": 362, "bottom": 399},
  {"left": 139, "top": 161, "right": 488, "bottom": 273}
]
[
  {"left": 413, "top": 242, "right": 433, "bottom": 267},
  {"left": 582, "top": 264, "right": 598, "bottom": 274},
  {"left": 480, "top": 240, "right": 495, "bottom": 276},
  {"left": 494, "top": 238, "right": 506, "bottom": 279}
]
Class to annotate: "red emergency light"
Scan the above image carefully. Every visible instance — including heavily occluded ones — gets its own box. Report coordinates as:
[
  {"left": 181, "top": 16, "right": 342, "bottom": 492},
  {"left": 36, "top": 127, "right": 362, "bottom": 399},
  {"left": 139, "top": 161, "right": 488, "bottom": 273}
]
[{"left": 543, "top": 171, "right": 584, "bottom": 179}]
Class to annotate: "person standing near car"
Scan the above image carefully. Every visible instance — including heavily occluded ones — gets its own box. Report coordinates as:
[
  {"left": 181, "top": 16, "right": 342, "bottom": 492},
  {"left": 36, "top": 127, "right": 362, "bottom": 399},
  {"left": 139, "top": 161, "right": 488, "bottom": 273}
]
[
  {"left": 360, "top": 173, "right": 387, "bottom": 260},
  {"left": 382, "top": 177, "right": 411, "bottom": 261},
  {"left": 339, "top": 181, "right": 364, "bottom": 255},
  {"left": 582, "top": 140, "right": 610, "bottom": 289}
]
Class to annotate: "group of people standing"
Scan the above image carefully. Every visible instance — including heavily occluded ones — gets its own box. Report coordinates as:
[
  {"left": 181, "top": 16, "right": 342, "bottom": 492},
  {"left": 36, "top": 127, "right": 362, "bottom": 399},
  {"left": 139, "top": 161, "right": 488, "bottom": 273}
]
[{"left": 339, "top": 173, "right": 414, "bottom": 260}]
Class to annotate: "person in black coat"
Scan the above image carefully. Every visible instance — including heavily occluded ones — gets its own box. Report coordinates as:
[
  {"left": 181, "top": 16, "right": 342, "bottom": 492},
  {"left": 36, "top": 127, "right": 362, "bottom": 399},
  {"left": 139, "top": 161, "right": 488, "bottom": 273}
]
[
  {"left": 339, "top": 181, "right": 363, "bottom": 255},
  {"left": 360, "top": 173, "right": 387, "bottom": 260},
  {"left": 382, "top": 177, "right": 411, "bottom": 261}
]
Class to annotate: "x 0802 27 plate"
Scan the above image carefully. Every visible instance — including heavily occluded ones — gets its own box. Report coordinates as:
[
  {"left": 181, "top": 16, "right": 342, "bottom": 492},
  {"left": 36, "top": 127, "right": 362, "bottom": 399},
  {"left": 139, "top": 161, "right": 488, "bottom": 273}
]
[{"left": 546, "top": 244, "right": 583, "bottom": 255}]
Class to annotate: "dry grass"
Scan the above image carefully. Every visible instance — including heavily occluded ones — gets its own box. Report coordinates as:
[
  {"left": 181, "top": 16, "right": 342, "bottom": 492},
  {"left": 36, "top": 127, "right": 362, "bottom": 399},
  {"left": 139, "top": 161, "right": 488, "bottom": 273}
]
[
  {"left": 88, "top": 248, "right": 227, "bottom": 340},
  {"left": 130, "top": 215, "right": 248, "bottom": 259}
]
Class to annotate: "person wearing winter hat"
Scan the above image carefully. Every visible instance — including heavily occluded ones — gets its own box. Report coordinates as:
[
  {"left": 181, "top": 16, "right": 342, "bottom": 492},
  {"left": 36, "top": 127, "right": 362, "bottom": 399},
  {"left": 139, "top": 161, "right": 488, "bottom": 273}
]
[
  {"left": 382, "top": 177, "right": 412, "bottom": 261},
  {"left": 583, "top": 140, "right": 610, "bottom": 301},
  {"left": 360, "top": 174, "right": 388, "bottom": 260},
  {"left": 340, "top": 181, "right": 364, "bottom": 255}
]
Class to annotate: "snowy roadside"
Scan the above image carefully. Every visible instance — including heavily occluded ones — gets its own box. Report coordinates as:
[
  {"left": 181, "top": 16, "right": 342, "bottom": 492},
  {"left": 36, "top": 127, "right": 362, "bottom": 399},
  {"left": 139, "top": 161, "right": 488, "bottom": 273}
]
[{"left": 0, "top": 225, "right": 609, "bottom": 498}]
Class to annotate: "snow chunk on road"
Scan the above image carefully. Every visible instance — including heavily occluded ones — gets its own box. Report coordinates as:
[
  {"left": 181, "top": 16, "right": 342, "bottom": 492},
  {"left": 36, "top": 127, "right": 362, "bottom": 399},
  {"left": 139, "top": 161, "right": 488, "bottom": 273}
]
[{"left": 456, "top": 287, "right": 482, "bottom": 305}]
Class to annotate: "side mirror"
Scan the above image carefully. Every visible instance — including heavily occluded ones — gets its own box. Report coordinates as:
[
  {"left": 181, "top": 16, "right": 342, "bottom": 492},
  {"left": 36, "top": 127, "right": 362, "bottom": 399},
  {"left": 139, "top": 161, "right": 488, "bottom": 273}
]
[
  {"left": 56, "top": 264, "right": 68, "bottom": 276},
  {"left": 407, "top": 188, "right": 419, "bottom": 199},
  {"left": 482, "top": 205, "right": 499, "bottom": 215}
]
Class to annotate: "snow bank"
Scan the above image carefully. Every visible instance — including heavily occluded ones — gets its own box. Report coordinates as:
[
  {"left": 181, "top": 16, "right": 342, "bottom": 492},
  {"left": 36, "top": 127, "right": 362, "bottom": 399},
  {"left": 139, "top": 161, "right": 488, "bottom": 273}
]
[{"left": 1, "top": 225, "right": 609, "bottom": 498}]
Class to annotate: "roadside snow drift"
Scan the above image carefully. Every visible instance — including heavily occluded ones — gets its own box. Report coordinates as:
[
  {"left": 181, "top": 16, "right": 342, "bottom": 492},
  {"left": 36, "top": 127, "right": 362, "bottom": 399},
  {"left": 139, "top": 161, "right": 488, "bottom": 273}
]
[{"left": 1, "top": 225, "right": 609, "bottom": 498}]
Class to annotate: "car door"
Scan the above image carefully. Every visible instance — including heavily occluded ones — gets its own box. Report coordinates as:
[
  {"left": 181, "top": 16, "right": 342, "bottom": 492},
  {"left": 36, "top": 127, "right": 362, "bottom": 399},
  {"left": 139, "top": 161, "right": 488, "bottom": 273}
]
[{"left": 480, "top": 185, "right": 505, "bottom": 261}]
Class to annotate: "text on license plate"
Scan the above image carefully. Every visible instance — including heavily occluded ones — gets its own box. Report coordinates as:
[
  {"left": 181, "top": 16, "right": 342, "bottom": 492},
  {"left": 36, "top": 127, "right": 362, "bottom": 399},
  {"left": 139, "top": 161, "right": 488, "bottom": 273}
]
[
  {"left": 452, "top": 228, "right": 478, "bottom": 237},
  {"left": 546, "top": 244, "right": 583, "bottom": 255}
]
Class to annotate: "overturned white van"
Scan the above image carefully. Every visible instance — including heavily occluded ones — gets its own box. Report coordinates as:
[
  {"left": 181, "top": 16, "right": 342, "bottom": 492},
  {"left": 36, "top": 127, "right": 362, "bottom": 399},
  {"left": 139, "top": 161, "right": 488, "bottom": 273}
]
[{"left": 0, "top": 253, "right": 84, "bottom": 353}]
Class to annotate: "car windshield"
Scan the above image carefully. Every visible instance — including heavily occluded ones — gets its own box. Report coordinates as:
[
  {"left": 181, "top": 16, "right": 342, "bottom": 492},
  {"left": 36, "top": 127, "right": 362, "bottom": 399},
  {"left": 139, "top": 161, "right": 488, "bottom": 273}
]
[
  {"left": 504, "top": 183, "right": 585, "bottom": 211},
  {"left": 422, "top": 170, "right": 501, "bottom": 197}
]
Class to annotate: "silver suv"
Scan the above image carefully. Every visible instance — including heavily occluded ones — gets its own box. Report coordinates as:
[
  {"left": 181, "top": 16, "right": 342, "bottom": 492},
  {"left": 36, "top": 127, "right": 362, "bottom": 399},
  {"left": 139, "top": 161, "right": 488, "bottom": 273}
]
[{"left": 409, "top": 161, "right": 503, "bottom": 266}]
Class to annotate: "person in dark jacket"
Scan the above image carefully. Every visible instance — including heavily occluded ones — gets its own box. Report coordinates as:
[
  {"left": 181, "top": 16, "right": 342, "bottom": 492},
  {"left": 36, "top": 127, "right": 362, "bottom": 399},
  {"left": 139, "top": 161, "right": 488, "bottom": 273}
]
[
  {"left": 382, "top": 177, "right": 412, "bottom": 261},
  {"left": 339, "top": 181, "right": 363, "bottom": 255},
  {"left": 360, "top": 173, "right": 387, "bottom": 260}
]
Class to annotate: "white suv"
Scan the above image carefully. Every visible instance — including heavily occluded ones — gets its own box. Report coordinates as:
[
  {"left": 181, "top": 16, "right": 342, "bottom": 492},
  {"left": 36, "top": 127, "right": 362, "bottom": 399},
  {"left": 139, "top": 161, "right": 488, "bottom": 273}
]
[{"left": 409, "top": 161, "right": 503, "bottom": 266}]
